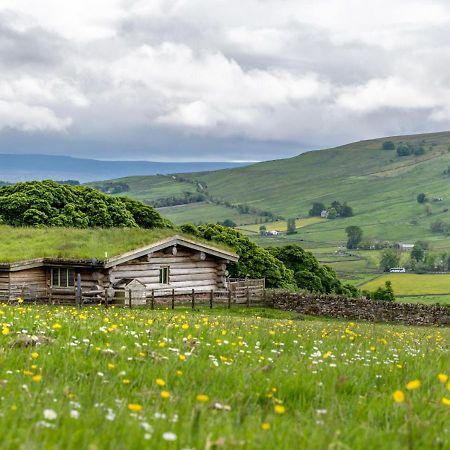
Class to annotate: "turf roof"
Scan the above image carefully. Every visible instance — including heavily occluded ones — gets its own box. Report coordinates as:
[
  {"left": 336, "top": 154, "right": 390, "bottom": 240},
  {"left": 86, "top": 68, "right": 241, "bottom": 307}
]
[{"left": 0, "top": 226, "right": 233, "bottom": 263}]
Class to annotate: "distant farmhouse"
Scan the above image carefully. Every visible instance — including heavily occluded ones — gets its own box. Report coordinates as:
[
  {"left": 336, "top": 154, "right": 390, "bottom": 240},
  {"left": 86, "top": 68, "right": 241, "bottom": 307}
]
[
  {"left": 0, "top": 233, "right": 239, "bottom": 304},
  {"left": 395, "top": 242, "right": 414, "bottom": 251}
]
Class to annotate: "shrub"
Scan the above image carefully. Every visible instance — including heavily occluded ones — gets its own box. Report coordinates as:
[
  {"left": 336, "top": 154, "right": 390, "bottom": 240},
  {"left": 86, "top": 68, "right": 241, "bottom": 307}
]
[{"left": 0, "top": 181, "right": 172, "bottom": 229}]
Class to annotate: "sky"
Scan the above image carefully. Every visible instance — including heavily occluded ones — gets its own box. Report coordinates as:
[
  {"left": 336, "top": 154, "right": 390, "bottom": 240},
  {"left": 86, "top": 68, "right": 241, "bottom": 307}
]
[{"left": 1, "top": 0, "right": 450, "bottom": 161}]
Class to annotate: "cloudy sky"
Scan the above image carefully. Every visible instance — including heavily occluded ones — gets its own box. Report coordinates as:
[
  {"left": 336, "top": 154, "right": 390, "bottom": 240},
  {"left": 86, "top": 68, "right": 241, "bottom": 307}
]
[{"left": 1, "top": 0, "right": 450, "bottom": 161}]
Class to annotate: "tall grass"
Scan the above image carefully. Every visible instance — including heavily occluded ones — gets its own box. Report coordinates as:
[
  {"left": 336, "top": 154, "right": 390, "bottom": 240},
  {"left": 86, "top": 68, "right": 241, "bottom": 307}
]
[
  {"left": 0, "top": 305, "right": 448, "bottom": 449},
  {"left": 0, "top": 226, "right": 231, "bottom": 262}
]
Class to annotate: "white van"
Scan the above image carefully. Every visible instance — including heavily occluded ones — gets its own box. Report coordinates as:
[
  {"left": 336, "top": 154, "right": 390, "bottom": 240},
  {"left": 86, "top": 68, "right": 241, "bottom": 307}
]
[{"left": 389, "top": 267, "right": 406, "bottom": 273}]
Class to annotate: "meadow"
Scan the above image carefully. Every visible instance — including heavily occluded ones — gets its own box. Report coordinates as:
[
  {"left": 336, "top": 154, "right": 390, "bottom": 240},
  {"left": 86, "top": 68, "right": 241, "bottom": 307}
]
[
  {"left": 361, "top": 274, "right": 450, "bottom": 297},
  {"left": 0, "top": 304, "right": 448, "bottom": 449}
]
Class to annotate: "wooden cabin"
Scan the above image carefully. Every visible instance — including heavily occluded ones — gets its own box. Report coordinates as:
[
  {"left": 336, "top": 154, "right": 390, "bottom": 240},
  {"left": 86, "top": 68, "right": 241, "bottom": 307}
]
[{"left": 0, "top": 235, "right": 239, "bottom": 304}]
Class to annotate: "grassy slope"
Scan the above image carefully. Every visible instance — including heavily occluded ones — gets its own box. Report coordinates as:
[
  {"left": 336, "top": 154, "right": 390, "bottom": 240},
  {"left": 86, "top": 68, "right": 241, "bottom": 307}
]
[
  {"left": 0, "top": 226, "right": 231, "bottom": 262},
  {"left": 0, "top": 305, "right": 448, "bottom": 450},
  {"left": 94, "top": 131, "right": 450, "bottom": 242}
]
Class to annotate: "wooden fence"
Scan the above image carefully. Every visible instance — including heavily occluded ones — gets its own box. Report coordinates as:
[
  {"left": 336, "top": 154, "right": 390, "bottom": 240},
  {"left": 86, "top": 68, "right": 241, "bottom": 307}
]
[{"left": 0, "top": 279, "right": 268, "bottom": 309}]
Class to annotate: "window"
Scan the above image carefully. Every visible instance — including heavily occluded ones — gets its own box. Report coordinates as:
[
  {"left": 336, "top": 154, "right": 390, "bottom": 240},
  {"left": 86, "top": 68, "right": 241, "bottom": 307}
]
[
  {"left": 159, "top": 266, "right": 170, "bottom": 284},
  {"left": 51, "top": 268, "right": 75, "bottom": 288}
]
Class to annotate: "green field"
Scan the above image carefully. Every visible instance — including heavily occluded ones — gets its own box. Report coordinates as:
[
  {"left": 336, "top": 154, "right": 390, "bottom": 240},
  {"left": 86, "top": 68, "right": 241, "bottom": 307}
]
[
  {"left": 361, "top": 273, "right": 450, "bottom": 297},
  {"left": 159, "top": 202, "right": 263, "bottom": 226},
  {"left": 0, "top": 304, "right": 448, "bottom": 449}
]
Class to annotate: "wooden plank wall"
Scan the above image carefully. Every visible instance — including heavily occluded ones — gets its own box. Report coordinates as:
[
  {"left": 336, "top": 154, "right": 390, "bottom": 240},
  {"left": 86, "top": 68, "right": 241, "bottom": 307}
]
[
  {"left": 0, "top": 272, "right": 10, "bottom": 299},
  {"left": 110, "top": 248, "right": 227, "bottom": 295}
]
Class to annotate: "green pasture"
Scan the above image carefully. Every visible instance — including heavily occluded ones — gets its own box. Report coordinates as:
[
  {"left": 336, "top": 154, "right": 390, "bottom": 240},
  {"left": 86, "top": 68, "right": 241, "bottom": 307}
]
[
  {"left": 361, "top": 273, "right": 450, "bottom": 296},
  {"left": 0, "top": 304, "right": 448, "bottom": 449},
  {"left": 158, "top": 202, "right": 263, "bottom": 226}
]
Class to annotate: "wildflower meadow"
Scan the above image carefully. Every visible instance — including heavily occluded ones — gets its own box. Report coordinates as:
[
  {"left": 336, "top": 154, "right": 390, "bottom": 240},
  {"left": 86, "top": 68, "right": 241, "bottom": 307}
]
[{"left": 0, "top": 304, "right": 448, "bottom": 449}]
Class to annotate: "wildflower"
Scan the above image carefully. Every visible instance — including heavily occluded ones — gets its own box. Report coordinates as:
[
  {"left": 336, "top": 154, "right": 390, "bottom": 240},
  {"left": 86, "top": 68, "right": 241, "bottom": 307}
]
[
  {"left": 274, "top": 405, "right": 286, "bottom": 414},
  {"left": 107, "top": 363, "right": 115, "bottom": 369},
  {"left": 181, "top": 324, "right": 189, "bottom": 330},
  {"left": 155, "top": 378, "right": 166, "bottom": 387},
  {"left": 196, "top": 394, "right": 209, "bottom": 402},
  {"left": 162, "top": 432, "right": 177, "bottom": 441},
  {"left": 70, "top": 410, "right": 80, "bottom": 419},
  {"left": 43, "top": 409, "right": 57, "bottom": 420},
  {"left": 128, "top": 404, "right": 143, "bottom": 412},
  {"left": 441, "top": 397, "right": 450, "bottom": 407},
  {"left": 32, "top": 374, "right": 42, "bottom": 382},
  {"left": 52, "top": 323, "right": 62, "bottom": 330},
  {"left": 2, "top": 327, "right": 9, "bottom": 335},
  {"left": 160, "top": 390, "right": 170, "bottom": 399},
  {"left": 179, "top": 354, "right": 186, "bottom": 361},
  {"left": 105, "top": 409, "right": 116, "bottom": 421},
  {"left": 17, "top": 298, "right": 24, "bottom": 304},
  {"left": 392, "top": 390, "right": 405, "bottom": 403},
  {"left": 438, "top": 374, "right": 448, "bottom": 384},
  {"left": 405, "top": 380, "right": 421, "bottom": 390},
  {"left": 122, "top": 379, "right": 130, "bottom": 385},
  {"left": 31, "top": 352, "right": 39, "bottom": 359},
  {"left": 176, "top": 370, "right": 183, "bottom": 376}
]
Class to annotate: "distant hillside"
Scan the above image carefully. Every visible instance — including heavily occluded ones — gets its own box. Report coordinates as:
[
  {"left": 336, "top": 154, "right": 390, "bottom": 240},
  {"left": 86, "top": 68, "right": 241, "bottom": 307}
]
[
  {"left": 0, "top": 154, "right": 249, "bottom": 183},
  {"left": 93, "top": 131, "right": 450, "bottom": 246}
]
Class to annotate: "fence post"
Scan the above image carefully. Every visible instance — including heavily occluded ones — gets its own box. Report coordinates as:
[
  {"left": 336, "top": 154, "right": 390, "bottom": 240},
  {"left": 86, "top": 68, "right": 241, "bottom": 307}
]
[
  {"left": 128, "top": 290, "right": 132, "bottom": 309},
  {"left": 246, "top": 287, "right": 250, "bottom": 307},
  {"left": 76, "top": 273, "right": 82, "bottom": 308},
  {"left": 228, "top": 289, "right": 231, "bottom": 309},
  {"left": 105, "top": 290, "right": 109, "bottom": 309},
  {"left": 151, "top": 289, "right": 155, "bottom": 310},
  {"left": 263, "top": 288, "right": 266, "bottom": 305},
  {"left": 210, "top": 290, "right": 213, "bottom": 309},
  {"left": 171, "top": 289, "right": 175, "bottom": 310},
  {"left": 191, "top": 289, "right": 195, "bottom": 309}
]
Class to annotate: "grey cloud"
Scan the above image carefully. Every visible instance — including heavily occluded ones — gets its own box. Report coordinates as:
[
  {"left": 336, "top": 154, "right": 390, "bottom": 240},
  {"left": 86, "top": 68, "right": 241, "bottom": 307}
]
[{"left": 1, "top": 0, "right": 450, "bottom": 161}]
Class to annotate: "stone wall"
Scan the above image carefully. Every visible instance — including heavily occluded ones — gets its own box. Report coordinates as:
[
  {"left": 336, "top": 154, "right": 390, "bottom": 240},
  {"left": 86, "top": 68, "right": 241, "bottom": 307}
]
[{"left": 269, "top": 292, "right": 450, "bottom": 327}]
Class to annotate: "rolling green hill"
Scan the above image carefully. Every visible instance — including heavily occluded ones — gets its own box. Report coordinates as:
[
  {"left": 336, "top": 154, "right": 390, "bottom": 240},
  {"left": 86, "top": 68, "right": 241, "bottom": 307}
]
[
  {"left": 88, "top": 131, "right": 450, "bottom": 303},
  {"left": 90, "top": 131, "right": 450, "bottom": 242}
]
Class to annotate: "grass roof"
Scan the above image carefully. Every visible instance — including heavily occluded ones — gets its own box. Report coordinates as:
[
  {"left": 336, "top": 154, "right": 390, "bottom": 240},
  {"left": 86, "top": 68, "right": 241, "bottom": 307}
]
[{"left": 0, "top": 226, "right": 233, "bottom": 263}]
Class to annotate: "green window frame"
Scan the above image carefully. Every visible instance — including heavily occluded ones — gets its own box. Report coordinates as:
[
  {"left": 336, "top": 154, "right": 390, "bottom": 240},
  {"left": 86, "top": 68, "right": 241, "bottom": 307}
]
[
  {"left": 159, "top": 266, "right": 170, "bottom": 284},
  {"left": 51, "top": 268, "right": 75, "bottom": 288}
]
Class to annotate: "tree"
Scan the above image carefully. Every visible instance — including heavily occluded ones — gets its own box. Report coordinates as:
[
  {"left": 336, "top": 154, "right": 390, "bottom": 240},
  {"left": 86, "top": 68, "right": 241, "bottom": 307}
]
[
  {"left": 340, "top": 204, "right": 354, "bottom": 217},
  {"left": 379, "top": 249, "right": 400, "bottom": 271},
  {"left": 382, "top": 141, "right": 395, "bottom": 150},
  {"left": 309, "top": 202, "right": 325, "bottom": 217},
  {"left": 195, "top": 223, "right": 296, "bottom": 289},
  {"left": 372, "top": 281, "right": 395, "bottom": 301},
  {"left": 286, "top": 218, "right": 296, "bottom": 234},
  {"left": 327, "top": 208, "right": 337, "bottom": 219},
  {"left": 417, "top": 193, "right": 427, "bottom": 204},
  {"left": 425, "top": 203, "right": 433, "bottom": 216},
  {"left": 268, "top": 244, "right": 358, "bottom": 296},
  {"left": 259, "top": 225, "right": 267, "bottom": 236},
  {"left": 345, "top": 226, "right": 363, "bottom": 249},
  {"left": 411, "top": 242, "right": 425, "bottom": 262},
  {"left": 220, "top": 219, "right": 237, "bottom": 228},
  {"left": 396, "top": 143, "right": 412, "bottom": 156}
]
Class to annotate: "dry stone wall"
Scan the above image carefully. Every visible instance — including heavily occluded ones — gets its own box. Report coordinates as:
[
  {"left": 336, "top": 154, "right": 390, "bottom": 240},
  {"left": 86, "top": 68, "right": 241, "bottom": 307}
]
[{"left": 269, "top": 292, "right": 450, "bottom": 327}]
